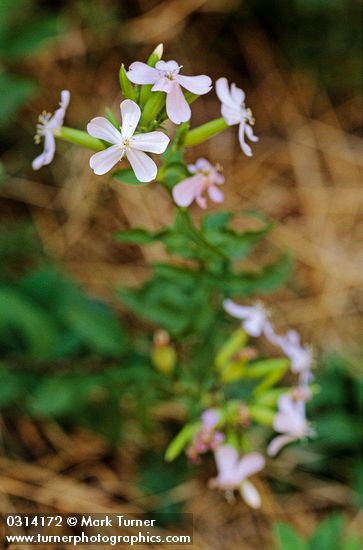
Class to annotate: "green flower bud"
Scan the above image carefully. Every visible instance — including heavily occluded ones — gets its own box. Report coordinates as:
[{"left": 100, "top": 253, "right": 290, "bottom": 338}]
[
  {"left": 139, "top": 91, "right": 165, "bottom": 128},
  {"left": 119, "top": 64, "right": 136, "bottom": 101},
  {"left": 139, "top": 44, "right": 164, "bottom": 108}
]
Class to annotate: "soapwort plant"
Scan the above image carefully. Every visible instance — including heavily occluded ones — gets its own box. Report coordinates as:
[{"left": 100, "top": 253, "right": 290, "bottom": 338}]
[{"left": 32, "top": 44, "right": 315, "bottom": 508}]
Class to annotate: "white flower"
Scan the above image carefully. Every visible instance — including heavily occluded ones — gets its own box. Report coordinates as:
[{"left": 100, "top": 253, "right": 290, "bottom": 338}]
[
  {"left": 210, "top": 445, "right": 265, "bottom": 509},
  {"left": 276, "top": 330, "right": 313, "bottom": 376},
  {"left": 87, "top": 99, "right": 169, "bottom": 182},
  {"left": 127, "top": 60, "right": 212, "bottom": 124},
  {"left": 32, "top": 90, "right": 70, "bottom": 170},
  {"left": 216, "top": 77, "right": 258, "bottom": 157},
  {"left": 267, "top": 393, "right": 313, "bottom": 457},
  {"left": 223, "top": 300, "right": 268, "bottom": 337}
]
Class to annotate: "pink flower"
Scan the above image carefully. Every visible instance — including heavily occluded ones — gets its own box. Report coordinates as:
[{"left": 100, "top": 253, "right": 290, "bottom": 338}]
[
  {"left": 172, "top": 158, "right": 224, "bottom": 209},
  {"left": 127, "top": 60, "right": 212, "bottom": 124},
  {"left": 216, "top": 77, "right": 258, "bottom": 157},
  {"left": 223, "top": 300, "right": 268, "bottom": 337},
  {"left": 87, "top": 99, "right": 169, "bottom": 181},
  {"left": 187, "top": 409, "right": 224, "bottom": 462},
  {"left": 32, "top": 90, "right": 70, "bottom": 170},
  {"left": 267, "top": 393, "right": 313, "bottom": 457},
  {"left": 210, "top": 445, "right": 265, "bottom": 508}
]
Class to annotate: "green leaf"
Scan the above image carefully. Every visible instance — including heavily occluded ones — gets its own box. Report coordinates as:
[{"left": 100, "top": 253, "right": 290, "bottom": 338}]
[
  {"left": 0, "top": 286, "right": 59, "bottom": 359},
  {"left": 115, "top": 228, "right": 164, "bottom": 244},
  {"left": 309, "top": 513, "right": 343, "bottom": 550},
  {"left": 273, "top": 522, "right": 309, "bottom": 550},
  {"left": 163, "top": 162, "right": 190, "bottom": 187},
  {"left": 0, "top": 366, "right": 24, "bottom": 407},
  {"left": 28, "top": 375, "right": 97, "bottom": 417},
  {"left": 4, "top": 15, "right": 62, "bottom": 58},
  {"left": 112, "top": 168, "right": 149, "bottom": 185},
  {"left": 165, "top": 423, "right": 199, "bottom": 462},
  {"left": 61, "top": 301, "right": 124, "bottom": 357},
  {"left": 202, "top": 211, "right": 233, "bottom": 232},
  {"left": 0, "top": 72, "right": 36, "bottom": 126}
]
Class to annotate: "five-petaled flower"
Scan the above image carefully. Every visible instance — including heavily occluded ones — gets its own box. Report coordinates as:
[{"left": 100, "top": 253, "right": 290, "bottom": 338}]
[
  {"left": 172, "top": 158, "right": 224, "bottom": 209},
  {"left": 210, "top": 445, "right": 265, "bottom": 508},
  {"left": 216, "top": 77, "right": 258, "bottom": 157},
  {"left": 223, "top": 300, "right": 268, "bottom": 337},
  {"left": 87, "top": 99, "right": 169, "bottom": 181},
  {"left": 32, "top": 90, "right": 70, "bottom": 170},
  {"left": 127, "top": 60, "right": 212, "bottom": 124},
  {"left": 267, "top": 393, "right": 313, "bottom": 457}
]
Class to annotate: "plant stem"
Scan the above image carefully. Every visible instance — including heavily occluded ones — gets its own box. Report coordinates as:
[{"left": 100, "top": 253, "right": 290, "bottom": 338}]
[
  {"left": 56, "top": 127, "right": 105, "bottom": 151},
  {"left": 184, "top": 118, "right": 228, "bottom": 147}
]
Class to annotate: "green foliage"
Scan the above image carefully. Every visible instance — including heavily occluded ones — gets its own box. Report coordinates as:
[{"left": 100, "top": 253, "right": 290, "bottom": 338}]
[
  {"left": 0, "top": 0, "right": 65, "bottom": 126},
  {"left": 117, "top": 210, "right": 291, "bottom": 339},
  {"left": 273, "top": 514, "right": 360, "bottom": 550},
  {"left": 0, "top": 268, "right": 125, "bottom": 359},
  {"left": 305, "top": 354, "right": 362, "bottom": 501},
  {"left": 0, "top": 72, "right": 36, "bottom": 127}
]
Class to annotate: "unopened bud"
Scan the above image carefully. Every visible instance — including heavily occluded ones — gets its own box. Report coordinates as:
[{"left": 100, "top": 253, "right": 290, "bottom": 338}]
[
  {"left": 152, "top": 330, "right": 177, "bottom": 375},
  {"left": 119, "top": 64, "right": 136, "bottom": 101}
]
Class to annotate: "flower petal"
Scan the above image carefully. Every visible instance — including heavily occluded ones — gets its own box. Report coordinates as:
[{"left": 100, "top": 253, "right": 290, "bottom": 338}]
[
  {"left": 238, "top": 121, "right": 253, "bottom": 157},
  {"left": 89, "top": 145, "right": 123, "bottom": 175},
  {"left": 208, "top": 184, "right": 224, "bottom": 203},
  {"left": 240, "top": 481, "right": 261, "bottom": 509},
  {"left": 132, "top": 131, "right": 169, "bottom": 153},
  {"left": 236, "top": 452, "right": 265, "bottom": 480},
  {"left": 172, "top": 174, "right": 204, "bottom": 207},
  {"left": 216, "top": 77, "right": 236, "bottom": 109},
  {"left": 201, "top": 409, "right": 220, "bottom": 430},
  {"left": 223, "top": 299, "right": 251, "bottom": 319},
  {"left": 230, "top": 83, "right": 245, "bottom": 105},
  {"left": 267, "top": 434, "right": 295, "bottom": 457},
  {"left": 87, "top": 117, "right": 122, "bottom": 144},
  {"left": 245, "top": 123, "right": 259, "bottom": 142},
  {"left": 126, "top": 148, "right": 157, "bottom": 182},
  {"left": 126, "top": 61, "right": 158, "bottom": 84},
  {"left": 120, "top": 100, "right": 141, "bottom": 140},
  {"left": 176, "top": 74, "right": 212, "bottom": 95},
  {"left": 155, "top": 60, "right": 180, "bottom": 72},
  {"left": 51, "top": 89, "right": 71, "bottom": 127},
  {"left": 214, "top": 445, "right": 239, "bottom": 478},
  {"left": 221, "top": 103, "right": 242, "bottom": 125},
  {"left": 166, "top": 82, "right": 191, "bottom": 124},
  {"left": 32, "top": 132, "right": 56, "bottom": 170}
]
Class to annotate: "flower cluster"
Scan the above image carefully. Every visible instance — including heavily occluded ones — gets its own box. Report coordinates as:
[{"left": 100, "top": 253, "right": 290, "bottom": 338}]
[
  {"left": 32, "top": 45, "right": 258, "bottom": 198},
  {"left": 166, "top": 300, "right": 314, "bottom": 509}
]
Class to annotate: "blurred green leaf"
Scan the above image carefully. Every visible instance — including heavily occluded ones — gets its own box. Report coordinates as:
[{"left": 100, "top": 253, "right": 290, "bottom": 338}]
[
  {"left": 309, "top": 513, "right": 343, "bottom": 550},
  {"left": 0, "top": 72, "right": 36, "bottom": 126},
  {"left": 0, "top": 286, "right": 59, "bottom": 359},
  {"left": 273, "top": 522, "right": 309, "bottom": 550}
]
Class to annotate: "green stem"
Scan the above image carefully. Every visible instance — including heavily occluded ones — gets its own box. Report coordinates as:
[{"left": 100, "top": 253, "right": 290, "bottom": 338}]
[
  {"left": 184, "top": 118, "right": 228, "bottom": 147},
  {"left": 55, "top": 127, "right": 106, "bottom": 151},
  {"left": 178, "top": 208, "right": 229, "bottom": 261}
]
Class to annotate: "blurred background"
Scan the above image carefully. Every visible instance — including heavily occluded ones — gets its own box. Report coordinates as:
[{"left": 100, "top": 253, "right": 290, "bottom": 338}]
[{"left": 0, "top": 1, "right": 361, "bottom": 548}]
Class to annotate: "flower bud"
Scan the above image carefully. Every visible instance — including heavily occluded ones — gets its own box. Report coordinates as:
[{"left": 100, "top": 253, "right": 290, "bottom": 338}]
[
  {"left": 139, "top": 91, "right": 165, "bottom": 128},
  {"left": 151, "top": 330, "right": 177, "bottom": 375},
  {"left": 119, "top": 64, "right": 136, "bottom": 101},
  {"left": 139, "top": 44, "right": 164, "bottom": 108}
]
